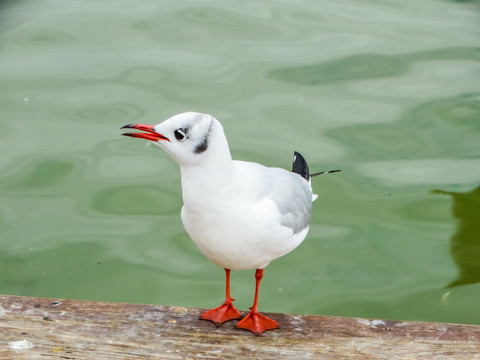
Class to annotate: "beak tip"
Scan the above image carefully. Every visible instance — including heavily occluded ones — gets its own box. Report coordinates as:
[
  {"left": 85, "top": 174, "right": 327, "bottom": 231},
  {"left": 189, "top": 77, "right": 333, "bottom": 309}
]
[{"left": 120, "top": 123, "right": 167, "bottom": 142}]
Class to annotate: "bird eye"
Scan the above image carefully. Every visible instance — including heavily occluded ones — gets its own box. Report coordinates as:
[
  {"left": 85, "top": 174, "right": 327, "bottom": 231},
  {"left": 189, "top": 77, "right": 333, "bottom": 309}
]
[{"left": 174, "top": 128, "right": 187, "bottom": 141}]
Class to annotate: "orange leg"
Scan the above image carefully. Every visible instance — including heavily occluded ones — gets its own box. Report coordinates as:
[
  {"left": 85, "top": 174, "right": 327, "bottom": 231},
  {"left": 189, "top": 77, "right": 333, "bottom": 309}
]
[
  {"left": 237, "top": 269, "right": 278, "bottom": 335},
  {"left": 200, "top": 268, "right": 242, "bottom": 326}
]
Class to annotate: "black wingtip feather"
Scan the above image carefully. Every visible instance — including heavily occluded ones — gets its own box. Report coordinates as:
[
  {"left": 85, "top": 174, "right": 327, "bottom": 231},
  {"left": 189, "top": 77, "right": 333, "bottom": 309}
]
[{"left": 292, "top": 151, "right": 310, "bottom": 180}]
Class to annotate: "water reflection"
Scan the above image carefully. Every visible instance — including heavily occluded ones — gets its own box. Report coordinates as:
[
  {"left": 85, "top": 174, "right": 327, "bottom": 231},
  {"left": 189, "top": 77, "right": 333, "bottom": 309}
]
[{"left": 433, "top": 187, "right": 480, "bottom": 288}]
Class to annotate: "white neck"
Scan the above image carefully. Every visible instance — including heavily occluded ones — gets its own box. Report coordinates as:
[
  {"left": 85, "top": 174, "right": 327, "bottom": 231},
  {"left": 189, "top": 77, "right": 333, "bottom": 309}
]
[{"left": 179, "top": 124, "right": 234, "bottom": 208}]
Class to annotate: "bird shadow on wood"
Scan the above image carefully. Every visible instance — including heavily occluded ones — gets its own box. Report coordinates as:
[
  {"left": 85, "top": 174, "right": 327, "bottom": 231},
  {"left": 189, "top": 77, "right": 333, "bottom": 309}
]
[{"left": 432, "top": 186, "right": 480, "bottom": 288}]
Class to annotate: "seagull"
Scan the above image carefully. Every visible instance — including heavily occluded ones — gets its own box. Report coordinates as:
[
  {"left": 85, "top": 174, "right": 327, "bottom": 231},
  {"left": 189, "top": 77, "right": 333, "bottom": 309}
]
[{"left": 121, "top": 112, "right": 339, "bottom": 335}]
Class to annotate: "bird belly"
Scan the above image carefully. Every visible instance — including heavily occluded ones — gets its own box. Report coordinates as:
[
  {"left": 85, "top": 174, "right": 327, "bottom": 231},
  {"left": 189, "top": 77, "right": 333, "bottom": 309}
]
[{"left": 180, "top": 204, "right": 308, "bottom": 270}]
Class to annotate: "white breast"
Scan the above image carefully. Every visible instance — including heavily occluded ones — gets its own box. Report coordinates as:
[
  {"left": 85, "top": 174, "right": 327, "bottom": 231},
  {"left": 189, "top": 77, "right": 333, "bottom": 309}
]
[{"left": 179, "top": 160, "right": 313, "bottom": 270}]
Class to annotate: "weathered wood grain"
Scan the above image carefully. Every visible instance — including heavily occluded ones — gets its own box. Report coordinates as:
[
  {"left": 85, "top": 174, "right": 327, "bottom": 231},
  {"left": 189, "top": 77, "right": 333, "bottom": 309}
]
[{"left": 1, "top": 294, "right": 479, "bottom": 359}]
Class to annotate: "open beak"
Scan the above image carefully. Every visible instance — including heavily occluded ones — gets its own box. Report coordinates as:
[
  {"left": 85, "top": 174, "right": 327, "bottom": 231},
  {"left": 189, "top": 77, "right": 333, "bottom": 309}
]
[{"left": 121, "top": 124, "right": 170, "bottom": 142}]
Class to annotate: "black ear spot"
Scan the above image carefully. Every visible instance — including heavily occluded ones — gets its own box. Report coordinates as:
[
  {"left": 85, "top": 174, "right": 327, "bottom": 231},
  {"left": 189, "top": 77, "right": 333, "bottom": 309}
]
[
  {"left": 194, "top": 118, "right": 213, "bottom": 154},
  {"left": 194, "top": 138, "right": 208, "bottom": 154},
  {"left": 174, "top": 128, "right": 188, "bottom": 141}
]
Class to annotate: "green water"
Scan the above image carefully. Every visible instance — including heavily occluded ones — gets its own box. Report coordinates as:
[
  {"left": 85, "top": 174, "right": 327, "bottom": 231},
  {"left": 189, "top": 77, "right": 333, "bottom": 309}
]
[{"left": 1, "top": 0, "right": 480, "bottom": 325}]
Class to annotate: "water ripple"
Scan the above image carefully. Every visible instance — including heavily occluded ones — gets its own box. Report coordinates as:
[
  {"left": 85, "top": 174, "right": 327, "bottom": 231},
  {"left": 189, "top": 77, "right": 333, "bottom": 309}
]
[
  {"left": 1, "top": 157, "right": 78, "bottom": 194},
  {"left": 267, "top": 47, "right": 480, "bottom": 86},
  {"left": 14, "top": 29, "right": 75, "bottom": 47},
  {"left": 1, "top": 0, "right": 480, "bottom": 323},
  {"left": 73, "top": 103, "right": 144, "bottom": 124},
  {"left": 90, "top": 185, "right": 179, "bottom": 216},
  {"left": 357, "top": 158, "right": 480, "bottom": 186},
  {"left": 327, "top": 93, "right": 480, "bottom": 160}
]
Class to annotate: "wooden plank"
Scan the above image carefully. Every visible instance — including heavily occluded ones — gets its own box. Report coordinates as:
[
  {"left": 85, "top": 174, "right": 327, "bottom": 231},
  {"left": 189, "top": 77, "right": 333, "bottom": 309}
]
[{"left": 1, "top": 294, "right": 479, "bottom": 359}]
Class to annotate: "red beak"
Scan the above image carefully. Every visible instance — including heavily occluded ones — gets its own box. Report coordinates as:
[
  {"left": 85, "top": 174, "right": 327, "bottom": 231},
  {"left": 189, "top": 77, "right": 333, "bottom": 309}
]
[{"left": 121, "top": 124, "right": 170, "bottom": 142}]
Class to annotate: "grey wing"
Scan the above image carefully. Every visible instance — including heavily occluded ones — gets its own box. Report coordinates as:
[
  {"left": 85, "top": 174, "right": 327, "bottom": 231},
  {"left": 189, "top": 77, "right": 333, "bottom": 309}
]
[
  {"left": 233, "top": 161, "right": 313, "bottom": 234},
  {"left": 270, "top": 170, "right": 313, "bottom": 234}
]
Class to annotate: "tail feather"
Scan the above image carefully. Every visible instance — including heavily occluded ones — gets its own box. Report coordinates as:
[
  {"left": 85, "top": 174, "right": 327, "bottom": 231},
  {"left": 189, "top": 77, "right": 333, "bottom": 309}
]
[{"left": 311, "top": 169, "right": 341, "bottom": 177}]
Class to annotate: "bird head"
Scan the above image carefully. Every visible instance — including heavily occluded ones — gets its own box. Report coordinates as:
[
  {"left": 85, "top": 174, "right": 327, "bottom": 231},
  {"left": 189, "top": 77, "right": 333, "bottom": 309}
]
[{"left": 121, "top": 112, "right": 228, "bottom": 167}]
